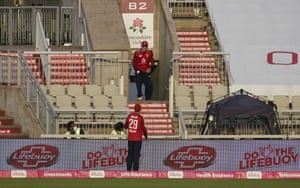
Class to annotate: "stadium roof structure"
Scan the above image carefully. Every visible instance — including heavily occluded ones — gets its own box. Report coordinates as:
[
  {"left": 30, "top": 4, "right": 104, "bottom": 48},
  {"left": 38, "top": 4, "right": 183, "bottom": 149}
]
[{"left": 202, "top": 89, "right": 281, "bottom": 135}]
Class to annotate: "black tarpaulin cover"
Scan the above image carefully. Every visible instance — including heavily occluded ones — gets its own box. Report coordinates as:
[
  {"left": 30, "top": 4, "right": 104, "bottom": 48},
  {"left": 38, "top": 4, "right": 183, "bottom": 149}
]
[{"left": 204, "top": 89, "right": 280, "bottom": 134}]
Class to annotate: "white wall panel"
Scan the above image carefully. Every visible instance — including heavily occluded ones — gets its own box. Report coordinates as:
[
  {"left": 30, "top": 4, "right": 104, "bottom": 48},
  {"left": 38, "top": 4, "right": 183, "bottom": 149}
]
[{"left": 206, "top": 0, "right": 300, "bottom": 95}]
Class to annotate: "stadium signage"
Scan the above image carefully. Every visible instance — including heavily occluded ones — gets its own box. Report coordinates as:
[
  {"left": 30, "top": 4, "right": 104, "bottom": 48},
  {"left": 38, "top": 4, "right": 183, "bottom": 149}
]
[
  {"left": 122, "top": 0, "right": 153, "bottom": 13},
  {"left": 11, "top": 170, "right": 27, "bottom": 178},
  {"left": 164, "top": 145, "right": 216, "bottom": 170},
  {"left": 89, "top": 170, "right": 105, "bottom": 178},
  {"left": 82, "top": 144, "right": 127, "bottom": 169},
  {"left": 7, "top": 144, "right": 59, "bottom": 169},
  {"left": 167, "top": 171, "right": 184, "bottom": 179},
  {"left": 121, "top": 0, "right": 154, "bottom": 48},
  {"left": 239, "top": 145, "right": 299, "bottom": 170},
  {"left": 246, "top": 171, "right": 262, "bottom": 179}
]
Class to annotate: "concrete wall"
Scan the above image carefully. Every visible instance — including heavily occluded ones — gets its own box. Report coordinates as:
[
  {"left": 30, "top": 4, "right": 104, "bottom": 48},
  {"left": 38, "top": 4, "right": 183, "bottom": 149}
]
[
  {"left": 0, "top": 86, "right": 44, "bottom": 138},
  {"left": 81, "top": 0, "right": 130, "bottom": 51},
  {"left": 81, "top": 0, "right": 131, "bottom": 97},
  {"left": 151, "top": 0, "right": 180, "bottom": 100}
]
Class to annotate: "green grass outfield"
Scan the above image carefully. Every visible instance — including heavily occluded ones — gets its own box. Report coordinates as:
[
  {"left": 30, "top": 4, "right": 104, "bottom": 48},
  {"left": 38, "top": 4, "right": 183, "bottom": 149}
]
[{"left": 1, "top": 178, "right": 300, "bottom": 188}]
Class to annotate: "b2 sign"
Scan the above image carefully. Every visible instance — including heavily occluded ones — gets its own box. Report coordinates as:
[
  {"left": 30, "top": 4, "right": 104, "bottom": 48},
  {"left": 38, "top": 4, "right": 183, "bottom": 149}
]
[{"left": 267, "top": 51, "right": 298, "bottom": 65}]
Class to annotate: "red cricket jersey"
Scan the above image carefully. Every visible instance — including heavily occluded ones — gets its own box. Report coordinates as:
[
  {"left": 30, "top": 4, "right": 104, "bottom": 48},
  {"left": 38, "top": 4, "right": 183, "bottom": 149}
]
[
  {"left": 132, "top": 49, "right": 155, "bottom": 74},
  {"left": 124, "top": 112, "right": 147, "bottom": 141}
]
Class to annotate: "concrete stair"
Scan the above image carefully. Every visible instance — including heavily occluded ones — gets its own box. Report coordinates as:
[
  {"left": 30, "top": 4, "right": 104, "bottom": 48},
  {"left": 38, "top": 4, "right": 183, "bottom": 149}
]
[
  {"left": 49, "top": 54, "right": 88, "bottom": 86},
  {"left": 0, "top": 109, "right": 29, "bottom": 139},
  {"left": 24, "top": 54, "right": 46, "bottom": 84},
  {"left": 81, "top": 0, "right": 129, "bottom": 50},
  {"left": 24, "top": 53, "right": 89, "bottom": 86},
  {"left": 176, "top": 30, "right": 221, "bottom": 85},
  {"left": 128, "top": 102, "right": 177, "bottom": 137}
]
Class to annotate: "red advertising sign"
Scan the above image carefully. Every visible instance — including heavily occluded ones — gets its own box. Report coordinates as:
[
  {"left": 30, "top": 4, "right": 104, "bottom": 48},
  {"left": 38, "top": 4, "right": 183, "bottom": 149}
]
[
  {"left": 82, "top": 144, "right": 127, "bottom": 169},
  {"left": 164, "top": 145, "right": 216, "bottom": 170},
  {"left": 7, "top": 144, "right": 59, "bottom": 169},
  {"left": 121, "top": 0, "right": 153, "bottom": 13},
  {"left": 239, "top": 144, "right": 299, "bottom": 170}
]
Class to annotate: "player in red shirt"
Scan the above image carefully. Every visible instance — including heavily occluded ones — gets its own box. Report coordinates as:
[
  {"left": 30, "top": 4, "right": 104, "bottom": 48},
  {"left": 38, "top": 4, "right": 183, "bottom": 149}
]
[
  {"left": 124, "top": 103, "right": 148, "bottom": 171},
  {"left": 132, "top": 40, "right": 158, "bottom": 100}
]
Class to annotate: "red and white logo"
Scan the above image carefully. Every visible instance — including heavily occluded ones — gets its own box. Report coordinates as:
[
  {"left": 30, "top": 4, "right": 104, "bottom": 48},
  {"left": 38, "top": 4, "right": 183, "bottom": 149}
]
[
  {"left": 7, "top": 144, "right": 59, "bottom": 169},
  {"left": 246, "top": 171, "right": 262, "bottom": 179},
  {"left": 164, "top": 145, "right": 216, "bottom": 170},
  {"left": 267, "top": 51, "right": 298, "bottom": 65}
]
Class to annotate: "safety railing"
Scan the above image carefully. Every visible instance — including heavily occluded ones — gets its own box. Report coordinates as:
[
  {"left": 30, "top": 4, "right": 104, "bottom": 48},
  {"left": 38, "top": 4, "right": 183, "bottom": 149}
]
[
  {"left": 79, "top": 16, "right": 91, "bottom": 51},
  {"left": 3, "top": 49, "right": 300, "bottom": 139},
  {"left": 177, "top": 99, "right": 300, "bottom": 139},
  {"left": 0, "top": 6, "right": 74, "bottom": 46},
  {"left": 23, "top": 51, "right": 127, "bottom": 87},
  {"left": 0, "top": 49, "right": 57, "bottom": 133},
  {"left": 55, "top": 111, "right": 129, "bottom": 136},
  {"left": 171, "top": 51, "right": 229, "bottom": 86},
  {"left": 179, "top": 110, "right": 300, "bottom": 139},
  {"left": 0, "top": 51, "right": 19, "bottom": 85},
  {"left": 169, "top": 51, "right": 300, "bottom": 139},
  {"left": 169, "top": 51, "right": 229, "bottom": 117},
  {"left": 1, "top": 49, "right": 131, "bottom": 135},
  {"left": 167, "top": 0, "right": 205, "bottom": 18}
]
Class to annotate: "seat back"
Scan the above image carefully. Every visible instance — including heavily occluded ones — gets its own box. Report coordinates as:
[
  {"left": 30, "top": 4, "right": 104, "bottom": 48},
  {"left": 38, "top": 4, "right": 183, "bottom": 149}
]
[{"left": 85, "top": 84, "right": 102, "bottom": 96}]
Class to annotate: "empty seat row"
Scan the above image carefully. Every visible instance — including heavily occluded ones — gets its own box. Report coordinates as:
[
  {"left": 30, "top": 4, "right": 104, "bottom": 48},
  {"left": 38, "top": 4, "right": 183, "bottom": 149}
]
[
  {"left": 52, "top": 94, "right": 128, "bottom": 110},
  {"left": 174, "top": 84, "right": 228, "bottom": 111},
  {"left": 175, "top": 95, "right": 210, "bottom": 111},
  {"left": 179, "top": 77, "right": 221, "bottom": 85},
  {"left": 44, "top": 84, "right": 120, "bottom": 97},
  {"left": 259, "top": 95, "right": 300, "bottom": 112},
  {"left": 174, "top": 84, "right": 228, "bottom": 98},
  {"left": 40, "top": 84, "right": 127, "bottom": 110},
  {"left": 174, "top": 84, "right": 300, "bottom": 113}
]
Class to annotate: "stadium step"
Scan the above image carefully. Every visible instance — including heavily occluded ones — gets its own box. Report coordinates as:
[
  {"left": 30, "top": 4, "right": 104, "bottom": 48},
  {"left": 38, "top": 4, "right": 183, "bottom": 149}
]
[
  {"left": 24, "top": 54, "right": 46, "bottom": 85},
  {"left": 128, "top": 102, "right": 176, "bottom": 136},
  {"left": 25, "top": 53, "right": 89, "bottom": 86},
  {"left": 177, "top": 31, "right": 210, "bottom": 52},
  {"left": 176, "top": 30, "right": 222, "bottom": 85},
  {"left": 49, "top": 54, "right": 88, "bottom": 86},
  {"left": 0, "top": 109, "right": 29, "bottom": 139}
]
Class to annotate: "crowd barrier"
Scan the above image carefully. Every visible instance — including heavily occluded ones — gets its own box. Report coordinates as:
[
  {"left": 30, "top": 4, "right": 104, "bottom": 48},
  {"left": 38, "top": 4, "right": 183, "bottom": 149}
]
[{"left": 1, "top": 139, "right": 300, "bottom": 179}]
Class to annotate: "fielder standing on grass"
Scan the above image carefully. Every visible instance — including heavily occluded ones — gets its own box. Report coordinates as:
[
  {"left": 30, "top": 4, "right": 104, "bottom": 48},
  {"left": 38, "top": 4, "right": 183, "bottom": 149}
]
[{"left": 124, "top": 103, "right": 148, "bottom": 171}]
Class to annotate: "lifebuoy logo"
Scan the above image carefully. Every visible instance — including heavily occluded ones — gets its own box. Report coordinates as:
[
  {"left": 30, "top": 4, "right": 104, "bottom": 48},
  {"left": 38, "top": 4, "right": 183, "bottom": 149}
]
[
  {"left": 164, "top": 145, "right": 216, "bottom": 170},
  {"left": 7, "top": 144, "right": 59, "bottom": 169},
  {"left": 267, "top": 51, "right": 298, "bottom": 65}
]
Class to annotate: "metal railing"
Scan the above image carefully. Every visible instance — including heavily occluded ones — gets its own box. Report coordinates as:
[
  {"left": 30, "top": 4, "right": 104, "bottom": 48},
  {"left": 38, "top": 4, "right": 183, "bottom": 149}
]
[
  {"left": 0, "top": 6, "right": 74, "bottom": 46},
  {"left": 3, "top": 49, "right": 300, "bottom": 138},
  {"left": 0, "top": 49, "right": 131, "bottom": 135},
  {"left": 170, "top": 51, "right": 300, "bottom": 139},
  {"left": 179, "top": 110, "right": 300, "bottom": 139},
  {"left": 169, "top": 51, "right": 229, "bottom": 116},
  {"left": 79, "top": 16, "right": 91, "bottom": 51},
  {"left": 0, "top": 50, "right": 57, "bottom": 133},
  {"left": 171, "top": 51, "right": 229, "bottom": 86},
  {"left": 23, "top": 51, "right": 127, "bottom": 86},
  {"left": 55, "top": 111, "right": 128, "bottom": 136},
  {"left": 167, "top": 0, "right": 205, "bottom": 18}
]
